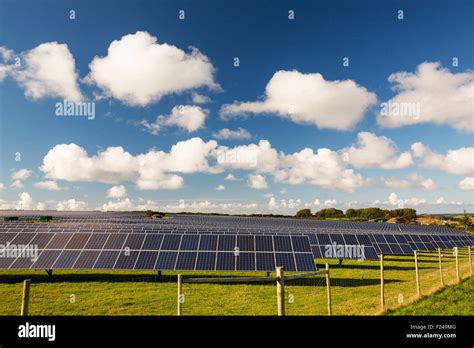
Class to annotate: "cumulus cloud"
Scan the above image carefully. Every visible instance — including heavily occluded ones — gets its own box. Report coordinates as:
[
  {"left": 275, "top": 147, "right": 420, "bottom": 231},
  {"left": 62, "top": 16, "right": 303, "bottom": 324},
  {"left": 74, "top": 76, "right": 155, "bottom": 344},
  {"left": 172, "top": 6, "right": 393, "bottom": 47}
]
[
  {"left": 411, "top": 142, "right": 474, "bottom": 175},
  {"left": 18, "top": 192, "right": 33, "bottom": 210},
  {"left": 107, "top": 185, "right": 127, "bottom": 198},
  {"left": 224, "top": 173, "right": 237, "bottom": 181},
  {"left": 215, "top": 184, "right": 225, "bottom": 191},
  {"left": 56, "top": 198, "right": 88, "bottom": 211},
  {"left": 10, "top": 169, "right": 33, "bottom": 189},
  {"left": 39, "top": 133, "right": 419, "bottom": 194},
  {"left": 247, "top": 174, "right": 268, "bottom": 189},
  {"left": 220, "top": 70, "right": 376, "bottom": 130},
  {"left": 381, "top": 173, "right": 437, "bottom": 191},
  {"left": 40, "top": 138, "right": 219, "bottom": 190},
  {"left": 10, "top": 42, "right": 83, "bottom": 102},
  {"left": 102, "top": 198, "right": 134, "bottom": 211},
  {"left": 216, "top": 140, "right": 278, "bottom": 173},
  {"left": 213, "top": 127, "right": 251, "bottom": 140},
  {"left": 377, "top": 62, "right": 474, "bottom": 132},
  {"left": 11, "top": 168, "right": 33, "bottom": 181},
  {"left": 191, "top": 92, "right": 211, "bottom": 104},
  {"left": 387, "top": 192, "right": 426, "bottom": 206},
  {"left": 457, "top": 177, "right": 474, "bottom": 191},
  {"left": 141, "top": 105, "right": 208, "bottom": 134},
  {"left": 85, "top": 31, "right": 219, "bottom": 106},
  {"left": 342, "top": 132, "right": 413, "bottom": 169},
  {"left": 34, "top": 180, "right": 60, "bottom": 191},
  {"left": 274, "top": 148, "right": 367, "bottom": 192}
]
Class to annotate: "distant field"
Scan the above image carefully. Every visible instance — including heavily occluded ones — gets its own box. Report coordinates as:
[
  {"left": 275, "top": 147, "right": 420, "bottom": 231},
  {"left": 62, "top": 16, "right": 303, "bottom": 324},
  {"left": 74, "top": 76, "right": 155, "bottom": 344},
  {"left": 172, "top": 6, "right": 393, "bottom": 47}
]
[
  {"left": 0, "top": 249, "right": 471, "bottom": 316},
  {"left": 388, "top": 277, "right": 474, "bottom": 315}
]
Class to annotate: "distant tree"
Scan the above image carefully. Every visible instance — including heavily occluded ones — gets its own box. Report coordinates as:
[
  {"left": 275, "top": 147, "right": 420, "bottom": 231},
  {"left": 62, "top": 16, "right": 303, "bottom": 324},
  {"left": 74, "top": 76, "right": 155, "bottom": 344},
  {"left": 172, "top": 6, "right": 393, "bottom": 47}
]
[
  {"left": 295, "top": 209, "right": 312, "bottom": 218},
  {"left": 314, "top": 208, "right": 345, "bottom": 219},
  {"left": 345, "top": 208, "right": 357, "bottom": 218},
  {"left": 359, "top": 208, "right": 387, "bottom": 220},
  {"left": 390, "top": 208, "right": 417, "bottom": 220}
]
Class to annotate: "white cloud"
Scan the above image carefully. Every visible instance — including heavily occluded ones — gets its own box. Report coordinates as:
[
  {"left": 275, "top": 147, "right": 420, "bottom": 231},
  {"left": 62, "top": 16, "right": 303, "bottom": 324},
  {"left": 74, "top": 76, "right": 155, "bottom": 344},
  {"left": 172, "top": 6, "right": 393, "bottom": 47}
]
[
  {"left": 11, "top": 168, "right": 33, "bottom": 181},
  {"left": 274, "top": 148, "right": 367, "bottom": 192},
  {"left": 220, "top": 70, "right": 376, "bottom": 130},
  {"left": 85, "top": 31, "right": 219, "bottom": 106},
  {"left": 216, "top": 140, "right": 278, "bottom": 173},
  {"left": 0, "top": 183, "right": 4, "bottom": 189},
  {"left": 11, "top": 180, "right": 24, "bottom": 189},
  {"left": 224, "top": 173, "right": 237, "bottom": 181},
  {"left": 386, "top": 192, "right": 426, "bottom": 207},
  {"left": 436, "top": 197, "right": 445, "bottom": 204},
  {"left": 101, "top": 198, "right": 134, "bottom": 211},
  {"left": 107, "top": 185, "right": 127, "bottom": 198},
  {"left": 34, "top": 180, "right": 60, "bottom": 191},
  {"left": 40, "top": 138, "right": 219, "bottom": 190},
  {"left": 36, "top": 202, "right": 46, "bottom": 210},
  {"left": 215, "top": 184, "right": 225, "bottom": 191},
  {"left": 213, "top": 127, "right": 251, "bottom": 140},
  {"left": 247, "top": 174, "right": 268, "bottom": 189},
  {"left": 377, "top": 62, "right": 474, "bottom": 132},
  {"left": 411, "top": 142, "right": 474, "bottom": 175},
  {"left": 141, "top": 105, "right": 208, "bottom": 134},
  {"left": 191, "top": 92, "right": 211, "bottom": 104},
  {"left": 280, "top": 188, "right": 287, "bottom": 195},
  {"left": 324, "top": 199, "right": 337, "bottom": 206},
  {"left": 56, "top": 198, "right": 88, "bottom": 211},
  {"left": 381, "top": 173, "right": 437, "bottom": 191},
  {"left": 0, "top": 46, "right": 14, "bottom": 61},
  {"left": 12, "top": 42, "right": 83, "bottom": 102},
  {"left": 0, "top": 64, "right": 13, "bottom": 82},
  {"left": 342, "top": 132, "right": 412, "bottom": 169},
  {"left": 457, "top": 177, "right": 474, "bottom": 191},
  {"left": 268, "top": 197, "right": 277, "bottom": 209},
  {"left": 18, "top": 192, "right": 33, "bottom": 210}
]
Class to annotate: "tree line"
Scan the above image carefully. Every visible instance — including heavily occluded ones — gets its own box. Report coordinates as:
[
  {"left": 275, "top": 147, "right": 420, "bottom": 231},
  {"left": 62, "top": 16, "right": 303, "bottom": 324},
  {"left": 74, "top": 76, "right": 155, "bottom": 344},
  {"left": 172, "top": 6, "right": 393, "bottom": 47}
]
[{"left": 295, "top": 207, "right": 417, "bottom": 221}]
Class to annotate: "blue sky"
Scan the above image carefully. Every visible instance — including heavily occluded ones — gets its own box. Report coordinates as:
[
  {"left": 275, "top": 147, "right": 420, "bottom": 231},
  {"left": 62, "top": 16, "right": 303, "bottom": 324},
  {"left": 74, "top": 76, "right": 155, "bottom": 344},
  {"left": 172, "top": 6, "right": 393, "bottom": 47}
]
[{"left": 0, "top": 0, "right": 473, "bottom": 213}]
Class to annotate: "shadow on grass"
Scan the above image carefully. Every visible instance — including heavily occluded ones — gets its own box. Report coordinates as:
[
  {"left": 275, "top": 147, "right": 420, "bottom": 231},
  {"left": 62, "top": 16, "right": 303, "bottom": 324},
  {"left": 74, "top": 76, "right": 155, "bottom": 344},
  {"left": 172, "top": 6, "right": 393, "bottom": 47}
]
[
  {"left": 0, "top": 272, "right": 402, "bottom": 287},
  {"left": 324, "top": 263, "right": 435, "bottom": 271}
]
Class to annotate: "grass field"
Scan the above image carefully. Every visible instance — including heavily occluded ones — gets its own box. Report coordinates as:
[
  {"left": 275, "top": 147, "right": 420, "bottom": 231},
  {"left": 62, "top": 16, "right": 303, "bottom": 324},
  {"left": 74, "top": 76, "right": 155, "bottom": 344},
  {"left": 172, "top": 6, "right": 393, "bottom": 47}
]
[
  {"left": 0, "top": 248, "right": 471, "bottom": 316},
  {"left": 387, "top": 276, "right": 474, "bottom": 315}
]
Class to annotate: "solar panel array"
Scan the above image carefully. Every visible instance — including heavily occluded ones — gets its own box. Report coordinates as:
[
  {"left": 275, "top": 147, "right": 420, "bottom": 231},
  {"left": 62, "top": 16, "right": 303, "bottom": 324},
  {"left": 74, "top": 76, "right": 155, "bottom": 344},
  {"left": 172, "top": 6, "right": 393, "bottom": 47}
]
[
  {"left": 0, "top": 231, "right": 316, "bottom": 272},
  {"left": 0, "top": 212, "right": 473, "bottom": 269}
]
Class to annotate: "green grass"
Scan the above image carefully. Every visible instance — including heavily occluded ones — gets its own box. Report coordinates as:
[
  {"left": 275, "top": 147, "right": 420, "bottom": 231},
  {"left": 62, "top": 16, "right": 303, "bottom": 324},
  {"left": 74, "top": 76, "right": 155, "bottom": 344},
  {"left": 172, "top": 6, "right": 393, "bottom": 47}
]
[
  {"left": 387, "top": 277, "right": 474, "bottom": 315},
  {"left": 0, "top": 249, "right": 471, "bottom": 316}
]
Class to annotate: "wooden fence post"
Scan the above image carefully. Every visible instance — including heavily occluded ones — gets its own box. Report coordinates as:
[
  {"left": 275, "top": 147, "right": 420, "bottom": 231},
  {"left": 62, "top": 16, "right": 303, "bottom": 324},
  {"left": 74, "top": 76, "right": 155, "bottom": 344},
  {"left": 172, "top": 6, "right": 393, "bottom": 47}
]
[
  {"left": 414, "top": 251, "right": 420, "bottom": 297},
  {"left": 438, "top": 248, "right": 444, "bottom": 287},
  {"left": 455, "top": 247, "right": 460, "bottom": 282},
  {"left": 177, "top": 274, "right": 183, "bottom": 316},
  {"left": 325, "top": 263, "right": 332, "bottom": 316},
  {"left": 276, "top": 267, "right": 284, "bottom": 316},
  {"left": 380, "top": 254, "right": 384, "bottom": 312},
  {"left": 469, "top": 246, "right": 472, "bottom": 276},
  {"left": 21, "top": 279, "right": 30, "bottom": 316}
]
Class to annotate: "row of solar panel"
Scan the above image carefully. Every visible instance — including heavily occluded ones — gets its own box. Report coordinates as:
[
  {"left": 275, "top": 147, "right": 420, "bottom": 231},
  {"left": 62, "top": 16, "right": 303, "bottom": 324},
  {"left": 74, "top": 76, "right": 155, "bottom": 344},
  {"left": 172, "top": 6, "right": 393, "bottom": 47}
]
[
  {"left": 0, "top": 219, "right": 463, "bottom": 233},
  {"left": 0, "top": 249, "right": 316, "bottom": 272},
  {"left": 0, "top": 233, "right": 312, "bottom": 253},
  {"left": 1, "top": 226, "right": 470, "bottom": 240}
]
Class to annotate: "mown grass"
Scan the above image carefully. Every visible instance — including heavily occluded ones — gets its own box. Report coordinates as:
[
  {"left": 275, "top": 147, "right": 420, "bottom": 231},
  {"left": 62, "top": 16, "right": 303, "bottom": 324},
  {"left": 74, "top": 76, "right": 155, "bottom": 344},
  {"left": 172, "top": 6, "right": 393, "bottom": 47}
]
[
  {"left": 0, "top": 248, "right": 471, "bottom": 316},
  {"left": 387, "top": 276, "right": 474, "bottom": 315}
]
